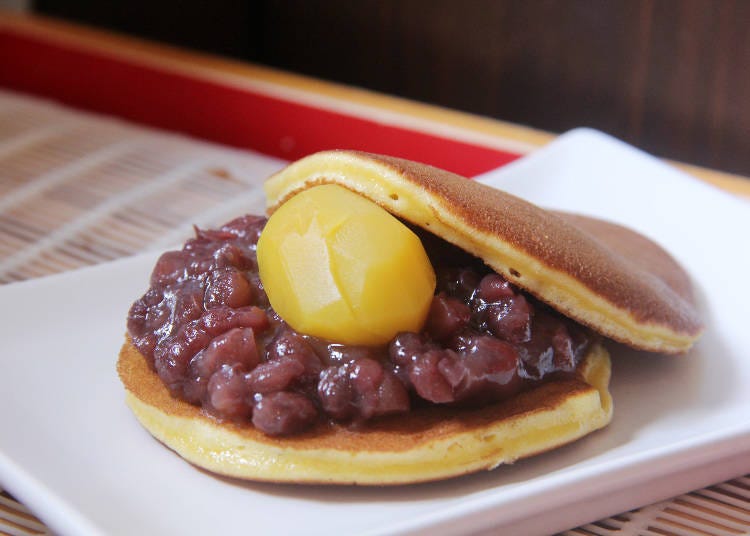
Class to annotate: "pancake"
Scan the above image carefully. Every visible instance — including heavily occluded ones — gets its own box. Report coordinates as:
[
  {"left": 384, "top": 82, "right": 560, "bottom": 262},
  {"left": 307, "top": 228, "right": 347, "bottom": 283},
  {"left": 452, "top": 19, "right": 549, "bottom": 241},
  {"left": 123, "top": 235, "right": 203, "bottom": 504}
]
[
  {"left": 118, "top": 337, "right": 612, "bottom": 484},
  {"left": 120, "top": 150, "right": 702, "bottom": 485},
  {"left": 264, "top": 150, "right": 703, "bottom": 354}
]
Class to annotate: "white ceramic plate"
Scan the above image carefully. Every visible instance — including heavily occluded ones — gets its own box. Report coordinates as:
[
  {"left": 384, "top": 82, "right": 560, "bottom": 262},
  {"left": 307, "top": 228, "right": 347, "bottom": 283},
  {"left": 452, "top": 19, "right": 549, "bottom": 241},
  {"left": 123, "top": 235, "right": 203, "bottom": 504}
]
[{"left": 1, "top": 129, "right": 748, "bottom": 536}]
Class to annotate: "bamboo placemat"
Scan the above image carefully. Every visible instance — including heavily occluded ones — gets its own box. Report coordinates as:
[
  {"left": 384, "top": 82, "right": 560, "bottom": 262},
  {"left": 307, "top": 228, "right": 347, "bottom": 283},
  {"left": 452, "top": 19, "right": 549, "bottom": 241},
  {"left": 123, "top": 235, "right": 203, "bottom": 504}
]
[
  {"left": 0, "top": 89, "right": 748, "bottom": 536},
  {"left": 0, "top": 89, "right": 285, "bottom": 284}
]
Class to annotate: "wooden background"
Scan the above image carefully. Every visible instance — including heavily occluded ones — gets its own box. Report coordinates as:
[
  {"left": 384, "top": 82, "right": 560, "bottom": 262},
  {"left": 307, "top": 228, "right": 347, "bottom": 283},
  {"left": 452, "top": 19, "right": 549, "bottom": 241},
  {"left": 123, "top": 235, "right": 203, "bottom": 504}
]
[{"left": 35, "top": 0, "right": 750, "bottom": 177}]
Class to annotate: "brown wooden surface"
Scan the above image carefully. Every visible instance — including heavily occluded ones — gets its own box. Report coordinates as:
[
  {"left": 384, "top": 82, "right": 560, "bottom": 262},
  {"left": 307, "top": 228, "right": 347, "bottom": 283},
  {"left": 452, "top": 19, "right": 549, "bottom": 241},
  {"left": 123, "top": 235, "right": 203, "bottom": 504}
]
[
  {"left": 35, "top": 0, "right": 750, "bottom": 178},
  {"left": 2, "top": 11, "right": 749, "bottom": 200}
]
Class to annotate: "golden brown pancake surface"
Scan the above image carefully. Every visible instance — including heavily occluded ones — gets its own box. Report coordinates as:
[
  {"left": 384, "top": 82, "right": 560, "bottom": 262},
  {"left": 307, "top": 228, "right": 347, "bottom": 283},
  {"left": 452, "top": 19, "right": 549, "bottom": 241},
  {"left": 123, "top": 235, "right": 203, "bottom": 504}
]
[
  {"left": 119, "top": 337, "right": 612, "bottom": 484},
  {"left": 264, "top": 150, "right": 703, "bottom": 353}
]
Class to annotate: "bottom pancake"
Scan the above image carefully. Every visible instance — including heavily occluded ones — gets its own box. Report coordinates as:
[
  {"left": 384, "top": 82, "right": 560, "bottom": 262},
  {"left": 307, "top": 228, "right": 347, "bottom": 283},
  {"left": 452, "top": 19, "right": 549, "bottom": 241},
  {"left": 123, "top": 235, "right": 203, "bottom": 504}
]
[{"left": 118, "top": 338, "right": 613, "bottom": 485}]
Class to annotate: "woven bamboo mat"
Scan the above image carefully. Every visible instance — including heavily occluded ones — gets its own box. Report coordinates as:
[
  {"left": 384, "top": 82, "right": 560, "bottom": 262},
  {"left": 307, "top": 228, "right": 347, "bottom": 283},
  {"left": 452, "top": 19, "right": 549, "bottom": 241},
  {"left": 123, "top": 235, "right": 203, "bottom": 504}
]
[
  {"left": 0, "top": 89, "right": 747, "bottom": 536},
  {"left": 0, "top": 90, "right": 289, "bottom": 284}
]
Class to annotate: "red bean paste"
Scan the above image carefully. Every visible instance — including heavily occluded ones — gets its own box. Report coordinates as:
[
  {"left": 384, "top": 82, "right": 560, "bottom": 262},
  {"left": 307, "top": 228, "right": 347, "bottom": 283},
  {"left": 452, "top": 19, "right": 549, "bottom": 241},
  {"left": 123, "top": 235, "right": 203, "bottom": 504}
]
[{"left": 127, "top": 215, "right": 594, "bottom": 436}]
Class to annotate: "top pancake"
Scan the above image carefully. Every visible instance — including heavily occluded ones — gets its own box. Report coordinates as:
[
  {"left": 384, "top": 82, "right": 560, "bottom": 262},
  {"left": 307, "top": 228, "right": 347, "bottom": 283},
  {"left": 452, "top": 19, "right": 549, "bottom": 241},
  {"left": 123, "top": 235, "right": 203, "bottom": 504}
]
[{"left": 264, "top": 150, "right": 703, "bottom": 354}]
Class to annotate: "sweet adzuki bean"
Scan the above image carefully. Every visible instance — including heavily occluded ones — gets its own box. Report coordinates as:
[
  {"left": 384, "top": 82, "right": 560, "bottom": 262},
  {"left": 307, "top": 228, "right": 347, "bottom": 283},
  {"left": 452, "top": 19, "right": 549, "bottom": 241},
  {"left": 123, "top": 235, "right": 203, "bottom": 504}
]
[{"left": 128, "top": 216, "right": 593, "bottom": 436}]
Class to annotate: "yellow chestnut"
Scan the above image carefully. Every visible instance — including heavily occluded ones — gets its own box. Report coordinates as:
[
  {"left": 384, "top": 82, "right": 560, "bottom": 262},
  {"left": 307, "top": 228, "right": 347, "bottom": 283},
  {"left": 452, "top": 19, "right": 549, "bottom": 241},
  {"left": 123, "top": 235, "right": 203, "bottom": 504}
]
[{"left": 257, "top": 184, "right": 436, "bottom": 345}]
